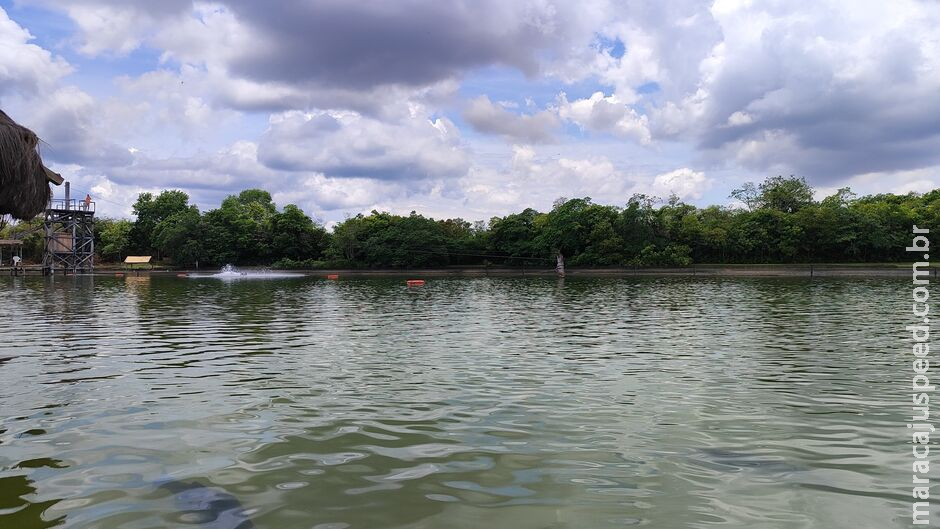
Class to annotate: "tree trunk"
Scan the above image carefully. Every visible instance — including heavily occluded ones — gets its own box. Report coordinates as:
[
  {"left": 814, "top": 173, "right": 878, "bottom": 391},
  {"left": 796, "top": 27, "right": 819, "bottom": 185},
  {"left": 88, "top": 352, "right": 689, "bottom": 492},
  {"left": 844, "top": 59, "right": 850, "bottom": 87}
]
[{"left": 555, "top": 251, "right": 565, "bottom": 277}]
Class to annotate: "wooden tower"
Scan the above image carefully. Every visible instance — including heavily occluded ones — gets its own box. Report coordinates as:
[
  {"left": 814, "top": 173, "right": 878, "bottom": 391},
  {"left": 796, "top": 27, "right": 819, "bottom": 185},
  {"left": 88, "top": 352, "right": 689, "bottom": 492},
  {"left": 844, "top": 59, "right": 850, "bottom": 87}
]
[{"left": 43, "top": 182, "right": 95, "bottom": 274}]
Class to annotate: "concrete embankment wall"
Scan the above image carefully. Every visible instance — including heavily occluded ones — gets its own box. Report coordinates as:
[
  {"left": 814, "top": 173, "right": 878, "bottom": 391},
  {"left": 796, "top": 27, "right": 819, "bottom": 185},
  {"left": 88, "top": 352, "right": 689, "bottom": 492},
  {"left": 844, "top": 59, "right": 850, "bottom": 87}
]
[{"left": 79, "top": 264, "right": 927, "bottom": 278}]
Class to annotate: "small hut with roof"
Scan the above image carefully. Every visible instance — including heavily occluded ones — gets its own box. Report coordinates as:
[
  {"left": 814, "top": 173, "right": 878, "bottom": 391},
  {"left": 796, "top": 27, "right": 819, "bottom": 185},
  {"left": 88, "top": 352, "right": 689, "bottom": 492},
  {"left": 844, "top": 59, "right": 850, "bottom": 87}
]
[{"left": 0, "top": 109, "right": 62, "bottom": 220}]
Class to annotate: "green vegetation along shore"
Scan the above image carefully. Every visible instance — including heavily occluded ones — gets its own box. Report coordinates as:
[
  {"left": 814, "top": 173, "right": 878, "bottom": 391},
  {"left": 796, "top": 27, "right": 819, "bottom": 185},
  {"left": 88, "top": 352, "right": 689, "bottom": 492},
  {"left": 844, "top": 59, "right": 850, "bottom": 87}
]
[{"left": 3, "top": 176, "right": 937, "bottom": 269}]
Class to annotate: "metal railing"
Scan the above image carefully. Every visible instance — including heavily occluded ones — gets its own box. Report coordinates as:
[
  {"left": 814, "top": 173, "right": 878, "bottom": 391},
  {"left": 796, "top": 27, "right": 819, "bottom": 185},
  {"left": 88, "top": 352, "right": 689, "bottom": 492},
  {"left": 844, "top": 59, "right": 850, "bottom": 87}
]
[{"left": 47, "top": 198, "right": 95, "bottom": 212}]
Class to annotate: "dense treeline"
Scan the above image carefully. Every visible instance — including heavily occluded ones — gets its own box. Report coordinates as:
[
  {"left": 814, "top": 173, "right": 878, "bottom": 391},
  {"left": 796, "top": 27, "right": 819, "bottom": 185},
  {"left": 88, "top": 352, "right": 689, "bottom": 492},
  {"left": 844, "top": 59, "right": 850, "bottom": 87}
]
[
  {"left": 2, "top": 176, "right": 937, "bottom": 267},
  {"left": 114, "top": 189, "right": 329, "bottom": 267}
]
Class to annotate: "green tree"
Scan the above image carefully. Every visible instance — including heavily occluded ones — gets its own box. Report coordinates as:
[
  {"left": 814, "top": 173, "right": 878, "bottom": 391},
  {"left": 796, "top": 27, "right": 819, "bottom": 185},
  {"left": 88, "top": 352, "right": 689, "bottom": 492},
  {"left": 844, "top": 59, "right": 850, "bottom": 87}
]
[
  {"left": 695, "top": 206, "right": 734, "bottom": 262},
  {"left": 536, "top": 198, "right": 594, "bottom": 265},
  {"left": 328, "top": 211, "right": 457, "bottom": 268},
  {"left": 730, "top": 182, "right": 760, "bottom": 211},
  {"left": 851, "top": 193, "right": 916, "bottom": 261},
  {"left": 112, "top": 178, "right": 940, "bottom": 269},
  {"left": 199, "top": 209, "right": 237, "bottom": 266},
  {"left": 328, "top": 214, "right": 366, "bottom": 263},
  {"left": 0, "top": 217, "right": 44, "bottom": 262},
  {"left": 209, "top": 189, "right": 278, "bottom": 264},
  {"left": 271, "top": 204, "right": 327, "bottom": 261},
  {"left": 731, "top": 176, "right": 814, "bottom": 214},
  {"left": 487, "top": 208, "right": 543, "bottom": 264},
  {"left": 129, "top": 190, "right": 192, "bottom": 257},
  {"left": 98, "top": 218, "right": 133, "bottom": 262},
  {"left": 759, "top": 176, "right": 815, "bottom": 213},
  {"left": 152, "top": 206, "right": 203, "bottom": 265},
  {"left": 619, "top": 194, "right": 660, "bottom": 261},
  {"left": 360, "top": 212, "right": 450, "bottom": 268}
]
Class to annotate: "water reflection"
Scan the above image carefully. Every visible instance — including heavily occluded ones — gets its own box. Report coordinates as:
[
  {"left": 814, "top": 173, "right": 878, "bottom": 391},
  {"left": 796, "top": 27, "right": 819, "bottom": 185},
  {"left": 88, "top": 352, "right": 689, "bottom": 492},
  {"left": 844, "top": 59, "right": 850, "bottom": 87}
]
[
  {"left": 154, "top": 479, "right": 257, "bottom": 528},
  {"left": 0, "top": 276, "right": 913, "bottom": 528},
  {"left": 0, "top": 474, "right": 64, "bottom": 528}
]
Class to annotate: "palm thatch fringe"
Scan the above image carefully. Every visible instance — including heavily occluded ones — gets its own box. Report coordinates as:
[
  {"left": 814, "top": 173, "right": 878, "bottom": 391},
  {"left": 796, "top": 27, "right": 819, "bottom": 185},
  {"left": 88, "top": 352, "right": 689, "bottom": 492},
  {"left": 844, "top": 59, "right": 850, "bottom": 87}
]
[{"left": 0, "top": 110, "right": 62, "bottom": 220}]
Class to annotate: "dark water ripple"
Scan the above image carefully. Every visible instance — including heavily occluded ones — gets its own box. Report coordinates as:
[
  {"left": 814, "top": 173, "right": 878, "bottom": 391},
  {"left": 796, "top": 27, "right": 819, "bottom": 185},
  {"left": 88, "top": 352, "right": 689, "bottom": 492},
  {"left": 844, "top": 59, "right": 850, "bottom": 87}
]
[{"left": 0, "top": 276, "right": 912, "bottom": 528}]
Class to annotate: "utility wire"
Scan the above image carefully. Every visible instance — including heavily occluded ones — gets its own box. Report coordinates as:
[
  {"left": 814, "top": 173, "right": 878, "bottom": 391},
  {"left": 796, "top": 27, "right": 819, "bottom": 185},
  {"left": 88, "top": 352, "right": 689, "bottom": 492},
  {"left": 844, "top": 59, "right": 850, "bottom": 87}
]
[
  {"left": 57, "top": 186, "right": 130, "bottom": 210},
  {"left": 392, "top": 248, "right": 555, "bottom": 263}
]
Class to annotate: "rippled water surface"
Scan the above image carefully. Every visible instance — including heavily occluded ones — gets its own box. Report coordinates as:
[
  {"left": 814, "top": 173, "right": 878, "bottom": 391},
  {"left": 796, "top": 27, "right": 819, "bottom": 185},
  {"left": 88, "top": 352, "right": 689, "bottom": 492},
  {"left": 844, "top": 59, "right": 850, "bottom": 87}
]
[{"left": 0, "top": 276, "right": 910, "bottom": 528}]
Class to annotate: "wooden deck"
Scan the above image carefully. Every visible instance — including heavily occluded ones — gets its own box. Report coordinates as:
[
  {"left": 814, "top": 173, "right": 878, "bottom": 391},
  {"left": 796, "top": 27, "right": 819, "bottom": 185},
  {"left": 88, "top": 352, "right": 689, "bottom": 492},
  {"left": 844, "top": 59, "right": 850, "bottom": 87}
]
[{"left": 0, "top": 265, "right": 45, "bottom": 276}]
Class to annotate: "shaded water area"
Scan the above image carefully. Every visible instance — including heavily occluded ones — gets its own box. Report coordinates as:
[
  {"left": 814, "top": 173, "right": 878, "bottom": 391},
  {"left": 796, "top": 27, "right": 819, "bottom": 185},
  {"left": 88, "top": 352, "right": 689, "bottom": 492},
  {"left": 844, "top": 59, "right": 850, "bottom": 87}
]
[{"left": 0, "top": 275, "right": 909, "bottom": 528}]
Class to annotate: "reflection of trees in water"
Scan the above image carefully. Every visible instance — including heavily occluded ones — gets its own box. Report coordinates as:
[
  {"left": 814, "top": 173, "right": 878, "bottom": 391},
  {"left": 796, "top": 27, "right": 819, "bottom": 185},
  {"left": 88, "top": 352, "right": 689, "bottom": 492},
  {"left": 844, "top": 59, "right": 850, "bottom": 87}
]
[
  {"left": 151, "top": 480, "right": 257, "bottom": 529},
  {"left": 0, "top": 473, "right": 65, "bottom": 528},
  {"left": 8, "top": 275, "right": 143, "bottom": 336},
  {"left": 225, "top": 418, "right": 585, "bottom": 528},
  {"left": 129, "top": 277, "right": 296, "bottom": 348},
  {"left": 12, "top": 276, "right": 100, "bottom": 329},
  {"left": 3, "top": 278, "right": 111, "bottom": 369}
]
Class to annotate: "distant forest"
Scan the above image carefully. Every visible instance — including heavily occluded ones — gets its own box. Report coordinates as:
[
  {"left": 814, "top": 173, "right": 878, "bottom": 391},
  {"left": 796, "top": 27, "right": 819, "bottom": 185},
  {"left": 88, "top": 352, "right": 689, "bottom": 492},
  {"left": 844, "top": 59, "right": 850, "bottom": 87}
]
[{"left": 3, "top": 176, "right": 937, "bottom": 268}]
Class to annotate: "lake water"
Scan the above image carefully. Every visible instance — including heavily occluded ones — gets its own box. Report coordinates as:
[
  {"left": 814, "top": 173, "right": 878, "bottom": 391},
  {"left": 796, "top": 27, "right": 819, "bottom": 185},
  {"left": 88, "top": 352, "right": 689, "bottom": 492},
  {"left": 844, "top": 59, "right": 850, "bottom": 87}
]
[{"left": 0, "top": 275, "right": 910, "bottom": 528}]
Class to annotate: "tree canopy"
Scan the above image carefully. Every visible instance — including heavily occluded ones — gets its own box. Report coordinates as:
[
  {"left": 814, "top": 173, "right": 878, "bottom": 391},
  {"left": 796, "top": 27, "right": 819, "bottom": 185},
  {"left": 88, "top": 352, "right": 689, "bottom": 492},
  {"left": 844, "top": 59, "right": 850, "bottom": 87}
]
[{"left": 56, "top": 176, "right": 940, "bottom": 268}]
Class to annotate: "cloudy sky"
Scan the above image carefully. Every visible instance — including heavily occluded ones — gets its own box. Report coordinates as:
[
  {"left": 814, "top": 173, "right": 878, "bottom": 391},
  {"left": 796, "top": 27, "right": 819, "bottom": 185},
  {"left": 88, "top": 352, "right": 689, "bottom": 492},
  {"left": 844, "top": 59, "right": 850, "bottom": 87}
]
[{"left": 1, "top": 0, "right": 938, "bottom": 225}]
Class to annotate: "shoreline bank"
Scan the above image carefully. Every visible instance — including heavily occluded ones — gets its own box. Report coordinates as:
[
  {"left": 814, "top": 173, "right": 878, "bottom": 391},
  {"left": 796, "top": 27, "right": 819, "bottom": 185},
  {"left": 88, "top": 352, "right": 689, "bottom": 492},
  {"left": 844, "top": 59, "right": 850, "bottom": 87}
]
[{"left": 8, "top": 264, "right": 924, "bottom": 278}]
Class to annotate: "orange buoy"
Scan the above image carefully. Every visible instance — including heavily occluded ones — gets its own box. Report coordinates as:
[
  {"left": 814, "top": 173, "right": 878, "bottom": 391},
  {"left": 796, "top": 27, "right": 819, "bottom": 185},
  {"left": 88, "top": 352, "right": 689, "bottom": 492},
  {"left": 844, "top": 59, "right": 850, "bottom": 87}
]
[
  {"left": 114, "top": 272, "right": 124, "bottom": 277},
  {"left": 327, "top": 274, "right": 339, "bottom": 280},
  {"left": 406, "top": 279, "right": 425, "bottom": 287}
]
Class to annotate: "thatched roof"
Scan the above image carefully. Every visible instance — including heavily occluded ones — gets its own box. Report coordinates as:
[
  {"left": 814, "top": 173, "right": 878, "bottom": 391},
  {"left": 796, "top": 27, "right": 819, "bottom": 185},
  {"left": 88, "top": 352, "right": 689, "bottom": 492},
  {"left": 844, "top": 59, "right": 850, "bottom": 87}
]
[{"left": 0, "top": 110, "right": 62, "bottom": 220}]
